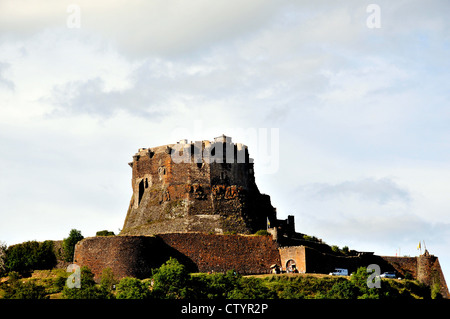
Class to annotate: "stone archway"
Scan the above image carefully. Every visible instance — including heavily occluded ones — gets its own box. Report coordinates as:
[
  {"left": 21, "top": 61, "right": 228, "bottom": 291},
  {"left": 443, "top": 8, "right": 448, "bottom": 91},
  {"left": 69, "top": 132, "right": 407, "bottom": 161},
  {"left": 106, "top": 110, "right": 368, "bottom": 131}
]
[{"left": 286, "top": 259, "right": 297, "bottom": 273}]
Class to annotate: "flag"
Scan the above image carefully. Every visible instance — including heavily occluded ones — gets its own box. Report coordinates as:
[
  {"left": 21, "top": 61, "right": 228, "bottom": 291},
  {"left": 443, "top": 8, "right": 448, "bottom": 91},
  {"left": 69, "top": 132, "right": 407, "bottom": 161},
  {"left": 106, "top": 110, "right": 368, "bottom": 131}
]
[
  {"left": 417, "top": 242, "right": 421, "bottom": 250},
  {"left": 267, "top": 217, "right": 271, "bottom": 229}
]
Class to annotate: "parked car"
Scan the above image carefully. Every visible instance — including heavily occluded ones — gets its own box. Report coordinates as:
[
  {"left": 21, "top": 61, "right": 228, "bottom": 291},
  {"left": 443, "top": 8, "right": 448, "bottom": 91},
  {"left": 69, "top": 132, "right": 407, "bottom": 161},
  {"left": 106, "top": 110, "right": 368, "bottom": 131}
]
[
  {"left": 380, "top": 272, "right": 396, "bottom": 278},
  {"left": 329, "top": 268, "right": 349, "bottom": 276}
]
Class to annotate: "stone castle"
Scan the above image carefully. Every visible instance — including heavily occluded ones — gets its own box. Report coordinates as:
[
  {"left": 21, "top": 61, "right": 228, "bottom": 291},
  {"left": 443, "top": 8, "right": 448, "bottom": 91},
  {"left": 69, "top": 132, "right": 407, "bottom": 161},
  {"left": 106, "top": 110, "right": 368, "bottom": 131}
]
[
  {"left": 121, "top": 135, "right": 286, "bottom": 236},
  {"left": 74, "top": 135, "right": 449, "bottom": 298}
]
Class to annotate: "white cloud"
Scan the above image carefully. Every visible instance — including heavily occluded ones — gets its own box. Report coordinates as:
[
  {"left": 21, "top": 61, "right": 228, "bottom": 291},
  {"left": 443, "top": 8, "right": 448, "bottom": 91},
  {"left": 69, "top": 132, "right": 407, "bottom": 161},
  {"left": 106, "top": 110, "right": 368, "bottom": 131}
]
[{"left": 305, "top": 177, "right": 411, "bottom": 205}]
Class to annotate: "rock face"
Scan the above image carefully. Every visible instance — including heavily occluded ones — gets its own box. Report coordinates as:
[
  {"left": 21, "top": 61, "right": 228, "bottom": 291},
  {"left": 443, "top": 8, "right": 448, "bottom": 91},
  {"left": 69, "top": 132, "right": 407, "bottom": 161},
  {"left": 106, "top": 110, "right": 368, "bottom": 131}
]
[{"left": 121, "top": 135, "right": 278, "bottom": 235}]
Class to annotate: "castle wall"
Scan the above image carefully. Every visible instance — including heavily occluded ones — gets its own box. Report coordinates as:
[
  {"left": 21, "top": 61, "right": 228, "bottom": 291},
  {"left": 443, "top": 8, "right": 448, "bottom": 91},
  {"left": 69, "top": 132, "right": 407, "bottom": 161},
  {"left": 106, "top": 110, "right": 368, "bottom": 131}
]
[
  {"left": 157, "top": 233, "right": 281, "bottom": 274},
  {"left": 381, "top": 255, "right": 449, "bottom": 298},
  {"left": 73, "top": 236, "right": 166, "bottom": 280},
  {"left": 380, "top": 256, "right": 418, "bottom": 278},
  {"left": 73, "top": 233, "right": 281, "bottom": 281}
]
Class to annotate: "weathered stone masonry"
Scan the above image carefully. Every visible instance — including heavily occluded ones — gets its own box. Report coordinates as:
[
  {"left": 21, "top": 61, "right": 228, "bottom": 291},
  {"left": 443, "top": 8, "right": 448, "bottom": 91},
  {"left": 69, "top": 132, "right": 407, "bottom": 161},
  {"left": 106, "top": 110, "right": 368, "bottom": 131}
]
[
  {"left": 121, "top": 135, "right": 283, "bottom": 236},
  {"left": 74, "top": 233, "right": 281, "bottom": 281}
]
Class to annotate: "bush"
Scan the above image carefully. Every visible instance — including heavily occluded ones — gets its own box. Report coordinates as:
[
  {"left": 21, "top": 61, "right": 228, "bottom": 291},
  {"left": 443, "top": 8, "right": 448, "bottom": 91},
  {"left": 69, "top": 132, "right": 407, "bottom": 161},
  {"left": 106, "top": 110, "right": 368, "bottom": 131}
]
[
  {"left": 228, "top": 277, "right": 277, "bottom": 299},
  {"left": 100, "top": 267, "right": 118, "bottom": 292},
  {"left": 331, "top": 245, "right": 341, "bottom": 254},
  {"left": 4, "top": 241, "right": 56, "bottom": 275},
  {"left": 191, "top": 270, "right": 242, "bottom": 299},
  {"left": 2, "top": 271, "right": 48, "bottom": 299},
  {"left": 62, "top": 266, "right": 112, "bottom": 299},
  {"left": 96, "top": 230, "right": 115, "bottom": 237},
  {"left": 326, "top": 280, "right": 359, "bottom": 299},
  {"left": 62, "top": 229, "right": 84, "bottom": 262},
  {"left": 255, "top": 230, "right": 270, "bottom": 236},
  {"left": 116, "top": 277, "right": 151, "bottom": 299}
]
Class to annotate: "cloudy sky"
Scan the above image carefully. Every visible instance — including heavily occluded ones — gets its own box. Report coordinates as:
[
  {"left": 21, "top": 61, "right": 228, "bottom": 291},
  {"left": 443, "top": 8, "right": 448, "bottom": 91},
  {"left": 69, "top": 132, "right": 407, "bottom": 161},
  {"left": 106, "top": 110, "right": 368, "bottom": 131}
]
[{"left": 1, "top": 0, "right": 449, "bottom": 280}]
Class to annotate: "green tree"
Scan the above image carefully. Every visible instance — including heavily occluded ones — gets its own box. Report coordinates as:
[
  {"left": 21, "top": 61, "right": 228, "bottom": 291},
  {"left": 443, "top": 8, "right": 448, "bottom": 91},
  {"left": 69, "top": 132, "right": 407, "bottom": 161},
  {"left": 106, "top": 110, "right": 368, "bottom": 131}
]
[
  {"left": 190, "top": 270, "right": 242, "bottom": 299},
  {"left": 116, "top": 277, "right": 151, "bottom": 299},
  {"left": 100, "top": 267, "right": 118, "bottom": 292},
  {"left": 151, "top": 257, "right": 192, "bottom": 299},
  {"left": 4, "top": 240, "right": 56, "bottom": 275},
  {"left": 341, "top": 246, "right": 349, "bottom": 255},
  {"left": 62, "top": 229, "right": 84, "bottom": 262}
]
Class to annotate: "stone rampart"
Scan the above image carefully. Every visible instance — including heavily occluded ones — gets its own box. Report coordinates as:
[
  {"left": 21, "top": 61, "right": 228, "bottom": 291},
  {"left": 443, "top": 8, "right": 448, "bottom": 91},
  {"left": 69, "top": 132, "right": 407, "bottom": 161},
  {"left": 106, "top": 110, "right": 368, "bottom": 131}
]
[{"left": 74, "top": 233, "right": 281, "bottom": 281}]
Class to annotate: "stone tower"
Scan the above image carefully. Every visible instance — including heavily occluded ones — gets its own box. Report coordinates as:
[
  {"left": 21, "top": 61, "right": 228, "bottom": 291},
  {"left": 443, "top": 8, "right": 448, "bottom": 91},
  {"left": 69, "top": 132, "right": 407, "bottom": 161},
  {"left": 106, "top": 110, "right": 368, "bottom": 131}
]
[{"left": 121, "top": 135, "right": 278, "bottom": 235}]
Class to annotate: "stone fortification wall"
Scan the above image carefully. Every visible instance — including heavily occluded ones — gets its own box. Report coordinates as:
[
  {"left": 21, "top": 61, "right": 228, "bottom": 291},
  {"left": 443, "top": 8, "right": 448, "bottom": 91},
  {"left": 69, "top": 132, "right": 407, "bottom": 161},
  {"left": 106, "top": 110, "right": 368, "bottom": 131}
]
[
  {"left": 73, "top": 236, "right": 176, "bottom": 281},
  {"left": 73, "top": 233, "right": 281, "bottom": 281},
  {"left": 157, "top": 233, "right": 280, "bottom": 274},
  {"left": 383, "top": 254, "right": 449, "bottom": 298}
]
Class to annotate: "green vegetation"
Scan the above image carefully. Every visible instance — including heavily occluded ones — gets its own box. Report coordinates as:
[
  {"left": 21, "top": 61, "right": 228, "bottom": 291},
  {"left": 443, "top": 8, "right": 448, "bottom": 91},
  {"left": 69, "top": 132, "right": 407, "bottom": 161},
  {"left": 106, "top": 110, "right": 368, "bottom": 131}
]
[
  {"left": 3, "top": 240, "right": 56, "bottom": 276},
  {"left": 1, "top": 271, "right": 48, "bottom": 299},
  {"left": 0, "top": 229, "right": 84, "bottom": 277},
  {"left": 254, "top": 230, "right": 271, "bottom": 236},
  {"left": 0, "top": 259, "right": 437, "bottom": 300},
  {"left": 61, "top": 266, "right": 113, "bottom": 299},
  {"left": 96, "top": 230, "right": 115, "bottom": 237},
  {"left": 62, "top": 229, "right": 84, "bottom": 262},
  {"left": 116, "top": 277, "right": 151, "bottom": 299}
]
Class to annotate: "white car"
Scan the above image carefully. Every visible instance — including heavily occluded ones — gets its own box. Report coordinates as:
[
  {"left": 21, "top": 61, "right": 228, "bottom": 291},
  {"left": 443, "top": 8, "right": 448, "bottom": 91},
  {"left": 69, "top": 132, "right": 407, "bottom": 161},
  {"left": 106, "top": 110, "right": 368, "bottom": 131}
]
[
  {"left": 329, "top": 268, "right": 349, "bottom": 276},
  {"left": 380, "top": 272, "right": 397, "bottom": 279}
]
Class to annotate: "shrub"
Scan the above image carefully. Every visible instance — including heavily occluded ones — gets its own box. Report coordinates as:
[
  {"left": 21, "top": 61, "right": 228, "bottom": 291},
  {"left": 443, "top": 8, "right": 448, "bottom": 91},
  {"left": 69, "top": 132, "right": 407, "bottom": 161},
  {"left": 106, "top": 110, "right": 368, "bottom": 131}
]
[
  {"left": 326, "top": 280, "right": 359, "bottom": 299},
  {"left": 2, "top": 271, "right": 48, "bottom": 299},
  {"left": 62, "top": 266, "right": 112, "bottom": 299},
  {"left": 116, "top": 277, "right": 151, "bottom": 299},
  {"left": 331, "top": 245, "right": 340, "bottom": 254},
  {"left": 96, "top": 230, "right": 115, "bottom": 237},
  {"left": 255, "top": 230, "right": 270, "bottom": 236},
  {"left": 228, "top": 277, "right": 277, "bottom": 299},
  {"left": 100, "top": 267, "right": 118, "bottom": 292}
]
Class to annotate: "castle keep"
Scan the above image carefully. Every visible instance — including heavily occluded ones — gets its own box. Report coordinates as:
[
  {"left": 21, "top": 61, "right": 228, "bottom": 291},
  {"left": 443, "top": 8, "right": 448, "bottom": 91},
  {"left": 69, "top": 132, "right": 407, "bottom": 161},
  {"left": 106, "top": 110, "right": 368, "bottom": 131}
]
[
  {"left": 74, "top": 135, "right": 449, "bottom": 298},
  {"left": 122, "top": 135, "right": 284, "bottom": 235}
]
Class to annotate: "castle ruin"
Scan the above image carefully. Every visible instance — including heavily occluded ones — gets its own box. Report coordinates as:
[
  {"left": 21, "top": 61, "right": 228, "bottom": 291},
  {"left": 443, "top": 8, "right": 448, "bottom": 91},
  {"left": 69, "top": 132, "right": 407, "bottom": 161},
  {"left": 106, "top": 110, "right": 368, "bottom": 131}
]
[
  {"left": 121, "top": 135, "right": 290, "bottom": 235},
  {"left": 74, "top": 135, "right": 449, "bottom": 298}
]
